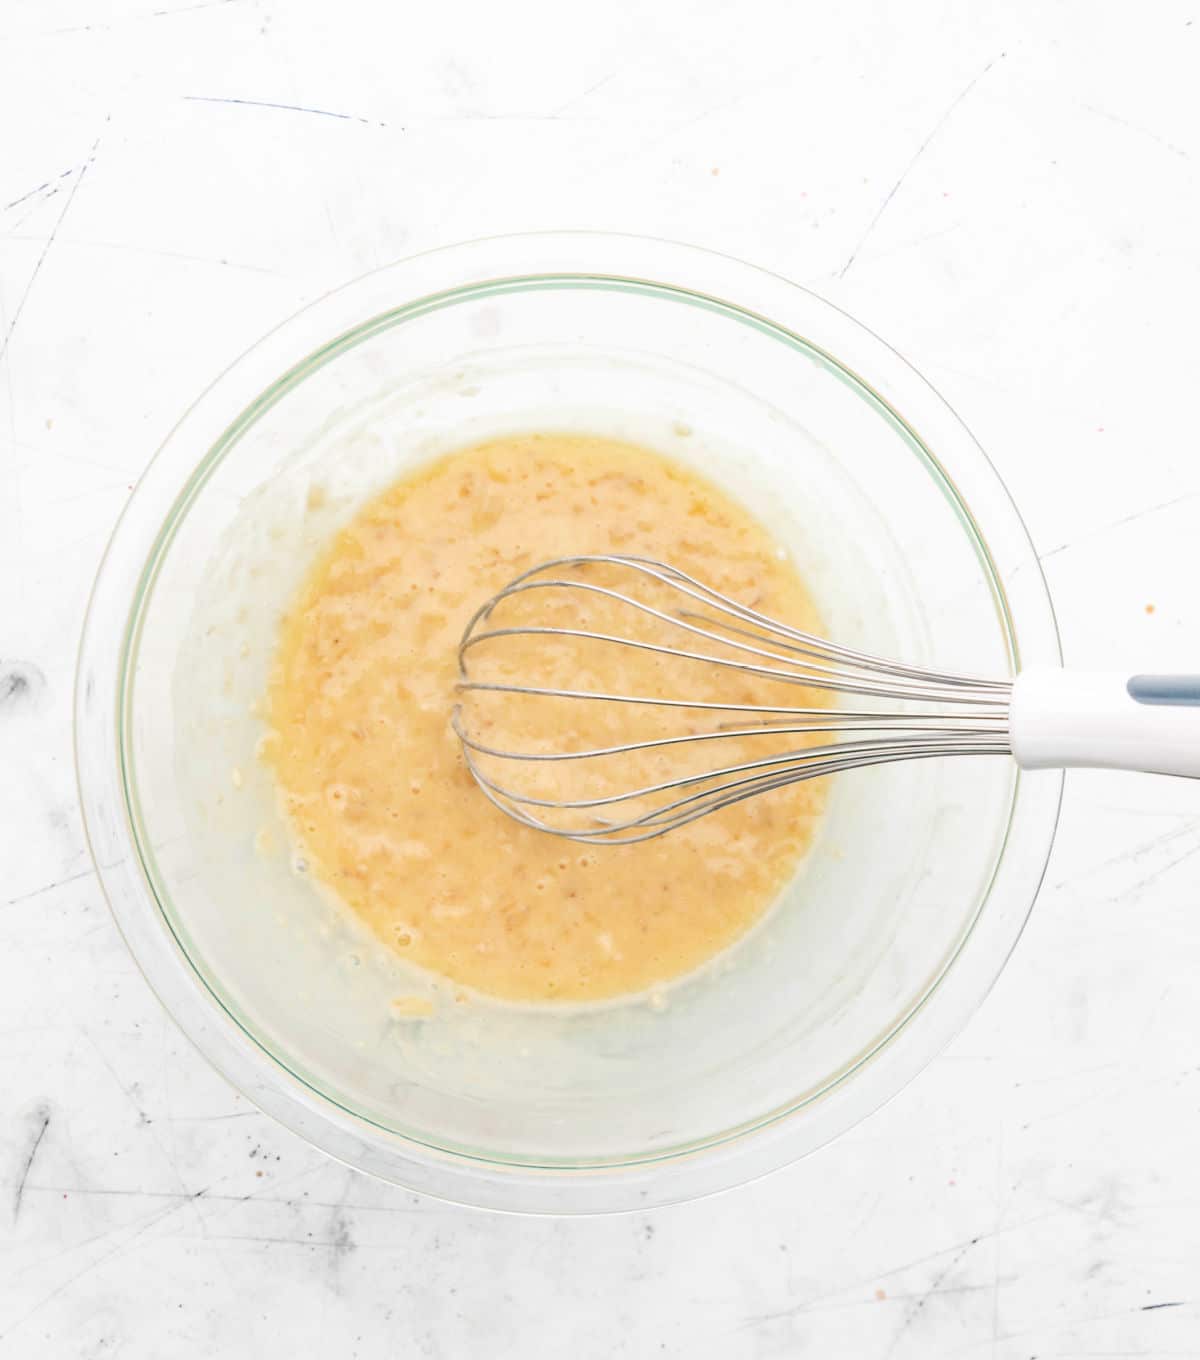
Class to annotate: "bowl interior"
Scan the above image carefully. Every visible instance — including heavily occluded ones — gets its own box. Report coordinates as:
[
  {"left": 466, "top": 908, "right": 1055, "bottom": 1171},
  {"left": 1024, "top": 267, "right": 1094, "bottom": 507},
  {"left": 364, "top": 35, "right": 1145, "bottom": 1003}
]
[
  {"left": 122, "top": 272, "right": 1021, "bottom": 1169},
  {"left": 76, "top": 237, "right": 1061, "bottom": 1210}
]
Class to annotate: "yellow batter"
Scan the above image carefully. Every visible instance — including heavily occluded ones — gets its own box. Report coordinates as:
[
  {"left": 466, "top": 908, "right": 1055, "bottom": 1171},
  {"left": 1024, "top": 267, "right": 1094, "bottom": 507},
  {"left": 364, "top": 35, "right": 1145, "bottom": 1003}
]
[{"left": 262, "top": 434, "right": 826, "bottom": 1003}]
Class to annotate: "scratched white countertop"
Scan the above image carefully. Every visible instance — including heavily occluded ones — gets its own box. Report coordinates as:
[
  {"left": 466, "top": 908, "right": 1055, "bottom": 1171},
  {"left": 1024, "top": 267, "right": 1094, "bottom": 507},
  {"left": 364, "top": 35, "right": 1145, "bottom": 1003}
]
[{"left": 4, "top": 2, "right": 1200, "bottom": 1356}]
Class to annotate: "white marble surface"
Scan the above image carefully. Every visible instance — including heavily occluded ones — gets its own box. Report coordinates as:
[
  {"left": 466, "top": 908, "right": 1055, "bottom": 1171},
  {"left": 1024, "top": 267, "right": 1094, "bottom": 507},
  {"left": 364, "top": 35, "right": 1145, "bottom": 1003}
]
[{"left": 4, "top": 1, "right": 1200, "bottom": 1354}]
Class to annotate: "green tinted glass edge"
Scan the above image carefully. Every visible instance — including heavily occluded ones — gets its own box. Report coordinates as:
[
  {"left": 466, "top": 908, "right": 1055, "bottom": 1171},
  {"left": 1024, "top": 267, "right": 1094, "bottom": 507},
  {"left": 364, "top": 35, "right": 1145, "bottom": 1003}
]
[{"left": 118, "top": 273, "right": 1024, "bottom": 1171}]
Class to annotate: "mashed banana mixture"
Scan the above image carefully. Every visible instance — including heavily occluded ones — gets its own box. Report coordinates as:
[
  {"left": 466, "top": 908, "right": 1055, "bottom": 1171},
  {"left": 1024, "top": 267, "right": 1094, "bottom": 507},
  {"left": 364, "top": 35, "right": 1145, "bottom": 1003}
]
[{"left": 263, "top": 434, "right": 825, "bottom": 1002}]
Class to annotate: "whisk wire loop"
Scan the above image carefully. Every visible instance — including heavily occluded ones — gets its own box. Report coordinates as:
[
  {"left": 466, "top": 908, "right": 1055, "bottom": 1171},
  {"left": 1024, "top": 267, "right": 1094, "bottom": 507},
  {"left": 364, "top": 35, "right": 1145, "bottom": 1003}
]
[{"left": 454, "top": 556, "right": 1012, "bottom": 844}]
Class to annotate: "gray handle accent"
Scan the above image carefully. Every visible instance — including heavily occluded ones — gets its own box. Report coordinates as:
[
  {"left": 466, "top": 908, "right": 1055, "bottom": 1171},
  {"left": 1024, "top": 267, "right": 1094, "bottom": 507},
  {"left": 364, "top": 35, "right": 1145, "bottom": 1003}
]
[{"left": 1127, "top": 674, "right": 1200, "bottom": 706}]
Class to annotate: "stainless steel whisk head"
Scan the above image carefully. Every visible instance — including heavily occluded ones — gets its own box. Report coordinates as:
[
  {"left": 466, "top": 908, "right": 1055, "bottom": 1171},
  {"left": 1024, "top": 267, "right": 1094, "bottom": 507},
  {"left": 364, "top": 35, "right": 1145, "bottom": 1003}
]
[{"left": 452, "top": 555, "right": 1014, "bottom": 845}]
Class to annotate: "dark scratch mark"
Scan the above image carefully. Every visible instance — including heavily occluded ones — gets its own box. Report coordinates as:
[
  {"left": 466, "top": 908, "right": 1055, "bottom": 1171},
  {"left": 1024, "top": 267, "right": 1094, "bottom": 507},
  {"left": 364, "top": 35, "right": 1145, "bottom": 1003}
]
[
  {"left": 1117, "top": 838, "right": 1200, "bottom": 901},
  {"left": 4, "top": 169, "right": 73, "bottom": 213},
  {"left": 200, "top": 1234, "right": 352, "bottom": 1246},
  {"left": 5, "top": 180, "right": 52, "bottom": 211},
  {"left": 0, "top": 125, "right": 104, "bottom": 362},
  {"left": 153, "top": 0, "right": 243, "bottom": 14},
  {"left": 1093, "top": 803, "right": 1200, "bottom": 817},
  {"left": 0, "top": 1193, "right": 197, "bottom": 1343},
  {"left": 0, "top": 234, "right": 278, "bottom": 277},
  {"left": 1080, "top": 103, "right": 1190, "bottom": 160},
  {"left": 740, "top": 1281, "right": 992, "bottom": 1328},
  {"left": 1053, "top": 817, "right": 1200, "bottom": 888},
  {"left": 37, "top": 0, "right": 244, "bottom": 34},
  {"left": 11, "top": 187, "right": 65, "bottom": 235},
  {"left": 182, "top": 95, "right": 384, "bottom": 127},
  {"left": 992, "top": 1298, "right": 1197, "bottom": 1348},
  {"left": 852, "top": 223, "right": 963, "bottom": 268},
  {"left": 13, "top": 1109, "right": 50, "bottom": 1221},
  {"left": 1038, "top": 541, "right": 1072, "bottom": 562},
  {"left": 5, "top": 1196, "right": 183, "bottom": 1292},
  {"left": 882, "top": 1239, "right": 979, "bottom": 1357},
  {"left": 175, "top": 1111, "right": 259, "bottom": 1123},
  {"left": 81, "top": 1033, "right": 160, "bottom": 1155},
  {"left": 1039, "top": 490, "right": 1200, "bottom": 561},
  {"left": 1142, "top": 1300, "right": 1187, "bottom": 1310},
  {"left": 3, "top": 867, "right": 94, "bottom": 910},
  {"left": 731, "top": 1225, "right": 1042, "bottom": 1339},
  {"left": 0, "top": 1185, "right": 453, "bottom": 1220},
  {"left": 839, "top": 54, "right": 1002, "bottom": 278}
]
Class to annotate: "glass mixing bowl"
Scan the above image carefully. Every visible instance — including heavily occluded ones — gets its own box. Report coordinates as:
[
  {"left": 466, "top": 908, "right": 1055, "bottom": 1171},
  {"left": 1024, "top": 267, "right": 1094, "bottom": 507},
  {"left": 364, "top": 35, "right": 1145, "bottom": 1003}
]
[{"left": 76, "top": 233, "right": 1062, "bottom": 1213}]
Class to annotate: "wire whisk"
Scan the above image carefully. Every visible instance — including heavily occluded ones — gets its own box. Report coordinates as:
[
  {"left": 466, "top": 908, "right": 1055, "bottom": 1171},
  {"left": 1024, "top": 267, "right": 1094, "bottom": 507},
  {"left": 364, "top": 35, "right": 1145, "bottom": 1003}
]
[
  {"left": 452, "top": 556, "right": 1019, "bottom": 844},
  {"left": 454, "top": 555, "right": 1200, "bottom": 844}
]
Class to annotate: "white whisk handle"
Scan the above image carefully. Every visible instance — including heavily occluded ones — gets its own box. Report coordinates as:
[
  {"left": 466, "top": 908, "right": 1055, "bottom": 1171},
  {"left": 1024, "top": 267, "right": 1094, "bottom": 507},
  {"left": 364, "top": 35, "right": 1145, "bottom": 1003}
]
[{"left": 1010, "top": 668, "right": 1200, "bottom": 777}]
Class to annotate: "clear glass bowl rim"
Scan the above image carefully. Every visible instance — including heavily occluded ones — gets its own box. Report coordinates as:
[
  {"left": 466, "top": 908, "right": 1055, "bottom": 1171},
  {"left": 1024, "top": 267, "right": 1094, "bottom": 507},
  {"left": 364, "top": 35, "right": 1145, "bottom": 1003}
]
[{"left": 75, "top": 231, "right": 1063, "bottom": 1215}]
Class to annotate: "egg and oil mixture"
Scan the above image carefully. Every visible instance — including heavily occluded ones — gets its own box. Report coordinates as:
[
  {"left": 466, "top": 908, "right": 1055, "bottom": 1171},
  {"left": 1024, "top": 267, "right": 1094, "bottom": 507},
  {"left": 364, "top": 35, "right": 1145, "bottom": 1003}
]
[{"left": 263, "top": 434, "right": 825, "bottom": 1003}]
